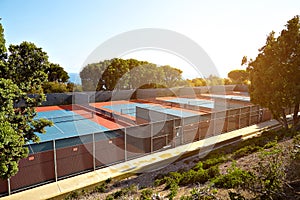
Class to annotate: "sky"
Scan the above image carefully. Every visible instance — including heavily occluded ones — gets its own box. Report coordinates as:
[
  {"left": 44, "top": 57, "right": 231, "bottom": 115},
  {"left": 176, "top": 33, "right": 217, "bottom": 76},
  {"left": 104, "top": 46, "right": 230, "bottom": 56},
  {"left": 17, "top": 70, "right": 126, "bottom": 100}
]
[{"left": 0, "top": 0, "right": 300, "bottom": 78}]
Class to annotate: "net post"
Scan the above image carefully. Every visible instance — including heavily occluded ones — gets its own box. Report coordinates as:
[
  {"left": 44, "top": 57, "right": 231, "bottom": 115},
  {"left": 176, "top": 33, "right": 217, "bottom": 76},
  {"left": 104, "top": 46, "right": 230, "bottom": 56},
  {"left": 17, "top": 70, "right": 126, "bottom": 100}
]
[{"left": 53, "top": 140, "right": 58, "bottom": 182}]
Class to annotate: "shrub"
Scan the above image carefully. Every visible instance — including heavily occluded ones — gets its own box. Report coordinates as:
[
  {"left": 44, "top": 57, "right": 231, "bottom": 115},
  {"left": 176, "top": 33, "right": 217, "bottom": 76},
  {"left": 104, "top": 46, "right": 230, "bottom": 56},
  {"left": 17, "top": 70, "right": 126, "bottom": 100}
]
[
  {"left": 180, "top": 170, "right": 197, "bottom": 185},
  {"left": 167, "top": 181, "right": 179, "bottom": 200},
  {"left": 263, "top": 138, "right": 278, "bottom": 149},
  {"left": 232, "top": 145, "right": 261, "bottom": 159},
  {"left": 180, "top": 187, "right": 217, "bottom": 200},
  {"left": 64, "top": 190, "right": 79, "bottom": 200},
  {"left": 206, "top": 165, "right": 220, "bottom": 178},
  {"left": 93, "top": 183, "right": 107, "bottom": 193},
  {"left": 253, "top": 148, "right": 286, "bottom": 199},
  {"left": 105, "top": 194, "right": 114, "bottom": 200},
  {"left": 140, "top": 188, "right": 153, "bottom": 200},
  {"left": 213, "top": 162, "right": 255, "bottom": 189},
  {"left": 202, "top": 156, "right": 228, "bottom": 169},
  {"left": 228, "top": 191, "right": 246, "bottom": 200},
  {"left": 168, "top": 171, "right": 182, "bottom": 183},
  {"left": 105, "top": 177, "right": 112, "bottom": 184},
  {"left": 154, "top": 178, "right": 164, "bottom": 186}
]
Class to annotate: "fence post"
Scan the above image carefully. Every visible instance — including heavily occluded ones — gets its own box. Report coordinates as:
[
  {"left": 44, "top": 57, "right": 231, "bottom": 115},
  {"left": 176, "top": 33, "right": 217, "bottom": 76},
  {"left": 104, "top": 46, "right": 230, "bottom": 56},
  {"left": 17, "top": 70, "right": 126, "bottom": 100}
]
[
  {"left": 238, "top": 108, "right": 241, "bottom": 129},
  {"left": 249, "top": 106, "right": 252, "bottom": 126},
  {"left": 53, "top": 140, "right": 58, "bottom": 182},
  {"left": 181, "top": 117, "right": 184, "bottom": 145},
  {"left": 124, "top": 128, "right": 127, "bottom": 161},
  {"left": 150, "top": 123, "right": 153, "bottom": 153},
  {"left": 7, "top": 178, "right": 11, "bottom": 196},
  {"left": 93, "top": 133, "right": 96, "bottom": 171},
  {"left": 226, "top": 110, "right": 229, "bottom": 132}
]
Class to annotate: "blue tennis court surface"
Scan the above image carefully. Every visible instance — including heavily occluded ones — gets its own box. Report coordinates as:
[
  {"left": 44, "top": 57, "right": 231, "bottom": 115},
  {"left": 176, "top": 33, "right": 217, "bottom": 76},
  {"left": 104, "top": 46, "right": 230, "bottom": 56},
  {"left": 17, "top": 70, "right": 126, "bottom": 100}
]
[
  {"left": 203, "top": 94, "right": 250, "bottom": 102},
  {"left": 34, "top": 110, "right": 109, "bottom": 142},
  {"left": 162, "top": 97, "right": 215, "bottom": 109},
  {"left": 103, "top": 103, "right": 199, "bottom": 118}
]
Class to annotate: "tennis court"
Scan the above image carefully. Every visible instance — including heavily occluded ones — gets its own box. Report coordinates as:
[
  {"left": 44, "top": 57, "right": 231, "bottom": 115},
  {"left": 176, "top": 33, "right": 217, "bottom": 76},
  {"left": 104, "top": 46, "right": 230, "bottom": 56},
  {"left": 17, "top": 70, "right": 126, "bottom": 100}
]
[
  {"left": 103, "top": 102, "right": 200, "bottom": 118},
  {"left": 202, "top": 94, "right": 250, "bottom": 102},
  {"left": 161, "top": 97, "right": 215, "bottom": 109},
  {"left": 35, "top": 109, "right": 109, "bottom": 142}
]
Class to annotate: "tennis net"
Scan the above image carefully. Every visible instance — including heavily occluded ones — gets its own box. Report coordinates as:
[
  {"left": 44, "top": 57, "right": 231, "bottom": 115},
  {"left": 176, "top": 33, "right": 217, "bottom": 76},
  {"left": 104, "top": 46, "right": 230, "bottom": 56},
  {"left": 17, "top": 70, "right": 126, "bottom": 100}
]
[
  {"left": 188, "top": 100, "right": 210, "bottom": 105},
  {"left": 48, "top": 112, "right": 94, "bottom": 123},
  {"left": 120, "top": 107, "right": 136, "bottom": 115}
]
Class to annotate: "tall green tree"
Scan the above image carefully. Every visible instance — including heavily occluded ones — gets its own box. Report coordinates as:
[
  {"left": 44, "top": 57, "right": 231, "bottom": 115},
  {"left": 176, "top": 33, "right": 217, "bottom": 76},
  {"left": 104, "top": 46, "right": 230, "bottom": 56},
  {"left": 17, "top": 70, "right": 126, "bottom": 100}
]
[
  {"left": 246, "top": 16, "right": 300, "bottom": 129},
  {"left": 160, "top": 65, "right": 184, "bottom": 88},
  {"left": 46, "top": 63, "right": 69, "bottom": 83},
  {"left": 0, "top": 21, "right": 52, "bottom": 179},
  {"left": 228, "top": 69, "right": 249, "bottom": 84}
]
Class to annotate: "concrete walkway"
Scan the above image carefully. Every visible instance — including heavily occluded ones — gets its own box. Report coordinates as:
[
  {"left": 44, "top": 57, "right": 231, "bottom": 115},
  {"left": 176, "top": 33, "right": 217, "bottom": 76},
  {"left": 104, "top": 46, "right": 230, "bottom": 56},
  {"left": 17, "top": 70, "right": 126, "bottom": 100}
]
[{"left": 1, "top": 119, "right": 280, "bottom": 200}]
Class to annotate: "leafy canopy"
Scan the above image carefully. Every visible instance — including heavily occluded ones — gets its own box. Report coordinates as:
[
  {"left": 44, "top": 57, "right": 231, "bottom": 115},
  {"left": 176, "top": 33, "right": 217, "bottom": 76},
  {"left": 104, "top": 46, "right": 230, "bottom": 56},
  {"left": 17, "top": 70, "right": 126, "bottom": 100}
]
[
  {"left": 0, "top": 20, "right": 52, "bottom": 179},
  {"left": 80, "top": 58, "right": 186, "bottom": 91},
  {"left": 246, "top": 15, "right": 300, "bottom": 129}
]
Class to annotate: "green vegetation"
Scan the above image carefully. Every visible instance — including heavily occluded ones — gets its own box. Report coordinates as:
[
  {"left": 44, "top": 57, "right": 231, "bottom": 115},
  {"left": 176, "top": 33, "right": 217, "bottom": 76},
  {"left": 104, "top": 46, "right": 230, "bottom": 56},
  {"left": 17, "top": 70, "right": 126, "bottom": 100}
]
[
  {"left": 212, "top": 162, "right": 255, "bottom": 189},
  {"left": 244, "top": 15, "right": 300, "bottom": 129},
  {"left": 60, "top": 128, "right": 300, "bottom": 200},
  {"left": 227, "top": 69, "right": 249, "bottom": 84},
  {"left": 140, "top": 188, "right": 153, "bottom": 200},
  {"left": 0, "top": 18, "right": 82, "bottom": 179},
  {"left": 80, "top": 58, "right": 187, "bottom": 91},
  {"left": 0, "top": 21, "right": 54, "bottom": 179}
]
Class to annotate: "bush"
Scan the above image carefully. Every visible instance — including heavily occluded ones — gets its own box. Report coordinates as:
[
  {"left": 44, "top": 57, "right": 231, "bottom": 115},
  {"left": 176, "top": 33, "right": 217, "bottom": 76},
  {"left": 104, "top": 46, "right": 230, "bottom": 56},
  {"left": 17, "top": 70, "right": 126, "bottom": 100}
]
[
  {"left": 105, "top": 177, "right": 112, "bottom": 184},
  {"left": 213, "top": 162, "right": 255, "bottom": 189},
  {"left": 202, "top": 156, "right": 228, "bottom": 169},
  {"left": 43, "top": 82, "right": 69, "bottom": 93},
  {"left": 206, "top": 165, "right": 220, "bottom": 178},
  {"left": 167, "top": 182, "right": 179, "bottom": 200},
  {"left": 93, "top": 183, "right": 107, "bottom": 193},
  {"left": 105, "top": 194, "right": 114, "bottom": 200},
  {"left": 228, "top": 191, "right": 246, "bottom": 200},
  {"left": 180, "top": 187, "right": 218, "bottom": 200},
  {"left": 154, "top": 178, "right": 164, "bottom": 186},
  {"left": 263, "top": 138, "right": 278, "bottom": 149},
  {"left": 253, "top": 148, "right": 286, "bottom": 199},
  {"left": 180, "top": 170, "right": 197, "bottom": 185},
  {"left": 64, "top": 190, "right": 79, "bottom": 200},
  {"left": 140, "top": 188, "right": 153, "bottom": 200},
  {"left": 232, "top": 145, "right": 261, "bottom": 159}
]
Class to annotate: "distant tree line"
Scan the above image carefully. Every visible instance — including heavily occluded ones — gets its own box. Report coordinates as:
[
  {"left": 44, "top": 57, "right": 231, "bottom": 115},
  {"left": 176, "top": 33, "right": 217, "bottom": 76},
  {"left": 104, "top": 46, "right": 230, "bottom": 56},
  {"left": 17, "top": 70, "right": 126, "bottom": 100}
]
[
  {"left": 80, "top": 58, "right": 250, "bottom": 91},
  {"left": 80, "top": 58, "right": 187, "bottom": 91}
]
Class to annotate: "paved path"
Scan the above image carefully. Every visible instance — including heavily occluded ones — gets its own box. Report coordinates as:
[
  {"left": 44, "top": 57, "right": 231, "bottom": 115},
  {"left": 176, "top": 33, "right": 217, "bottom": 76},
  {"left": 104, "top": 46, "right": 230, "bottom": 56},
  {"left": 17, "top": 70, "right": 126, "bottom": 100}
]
[{"left": 1, "top": 119, "right": 279, "bottom": 200}]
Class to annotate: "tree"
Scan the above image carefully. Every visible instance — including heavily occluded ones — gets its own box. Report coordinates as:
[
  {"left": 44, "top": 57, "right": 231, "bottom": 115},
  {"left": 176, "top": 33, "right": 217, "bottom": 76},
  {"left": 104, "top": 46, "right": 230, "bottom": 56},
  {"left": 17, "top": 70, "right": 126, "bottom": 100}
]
[
  {"left": 246, "top": 16, "right": 300, "bottom": 129},
  {"left": 0, "top": 22, "right": 52, "bottom": 179},
  {"left": 80, "top": 58, "right": 185, "bottom": 91},
  {"left": 207, "top": 75, "right": 224, "bottom": 86},
  {"left": 187, "top": 78, "right": 207, "bottom": 87},
  {"left": 46, "top": 63, "right": 69, "bottom": 83},
  {"left": 3, "top": 41, "right": 49, "bottom": 94},
  {"left": 160, "top": 65, "right": 184, "bottom": 88},
  {"left": 228, "top": 69, "right": 249, "bottom": 84}
]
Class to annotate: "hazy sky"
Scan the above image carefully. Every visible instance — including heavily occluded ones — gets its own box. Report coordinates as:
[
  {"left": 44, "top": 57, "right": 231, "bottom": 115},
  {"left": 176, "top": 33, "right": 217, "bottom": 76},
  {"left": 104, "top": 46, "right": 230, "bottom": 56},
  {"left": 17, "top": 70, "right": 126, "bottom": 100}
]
[{"left": 1, "top": 0, "right": 299, "bottom": 78}]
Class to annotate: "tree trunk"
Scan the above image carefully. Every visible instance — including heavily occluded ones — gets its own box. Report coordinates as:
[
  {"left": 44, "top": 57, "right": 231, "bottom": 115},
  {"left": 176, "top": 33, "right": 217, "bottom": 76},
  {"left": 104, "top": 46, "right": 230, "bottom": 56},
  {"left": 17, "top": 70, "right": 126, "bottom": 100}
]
[
  {"left": 281, "top": 109, "right": 288, "bottom": 130},
  {"left": 293, "top": 102, "right": 300, "bottom": 126}
]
